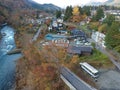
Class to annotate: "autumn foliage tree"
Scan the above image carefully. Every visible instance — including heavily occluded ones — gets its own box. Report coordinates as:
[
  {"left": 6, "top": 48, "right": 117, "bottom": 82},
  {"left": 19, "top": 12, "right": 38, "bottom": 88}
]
[
  {"left": 71, "top": 6, "right": 81, "bottom": 22},
  {"left": 71, "top": 6, "right": 87, "bottom": 23},
  {"left": 16, "top": 43, "right": 69, "bottom": 90}
]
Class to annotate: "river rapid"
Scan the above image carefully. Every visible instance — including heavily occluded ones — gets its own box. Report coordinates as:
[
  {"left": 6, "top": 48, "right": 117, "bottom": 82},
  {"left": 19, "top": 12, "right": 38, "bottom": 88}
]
[{"left": 0, "top": 26, "right": 22, "bottom": 90}]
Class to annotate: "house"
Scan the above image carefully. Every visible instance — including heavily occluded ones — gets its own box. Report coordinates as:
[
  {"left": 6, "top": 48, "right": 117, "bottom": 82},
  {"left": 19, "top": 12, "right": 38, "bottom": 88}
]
[
  {"left": 71, "top": 29, "right": 86, "bottom": 36},
  {"left": 52, "top": 20, "right": 58, "bottom": 29},
  {"left": 48, "top": 25, "right": 52, "bottom": 31},
  {"left": 71, "top": 29, "right": 87, "bottom": 41},
  {"left": 80, "top": 21, "right": 86, "bottom": 26},
  {"left": 58, "top": 23, "right": 63, "bottom": 30},
  {"left": 80, "top": 17, "right": 91, "bottom": 26},
  {"left": 57, "top": 18, "right": 63, "bottom": 23},
  {"left": 74, "top": 38, "right": 91, "bottom": 46},
  {"left": 58, "top": 30, "right": 68, "bottom": 35},
  {"left": 67, "top": 46, "right": 92, "bottom": 55}
]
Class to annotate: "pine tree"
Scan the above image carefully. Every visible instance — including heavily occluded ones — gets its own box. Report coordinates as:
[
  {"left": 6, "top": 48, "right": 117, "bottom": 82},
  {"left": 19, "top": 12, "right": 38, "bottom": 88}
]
[
  {"left": 56, "top": 10, "right": 61, "bottom": 18},
  {"left": 103, "top": 14, "right": 115, "bottom": 26},
  {"left": 64, "top": 6, "right": 73, "bottom": 21},
  {"left": 79, "top": 6, "right": 83, "bottom": 15},
  {"left": 95, "top": 7, "right": 104, "bottom": 21},
  {"left": 82, "top": 6, "right": 91, "bottom": 16}
]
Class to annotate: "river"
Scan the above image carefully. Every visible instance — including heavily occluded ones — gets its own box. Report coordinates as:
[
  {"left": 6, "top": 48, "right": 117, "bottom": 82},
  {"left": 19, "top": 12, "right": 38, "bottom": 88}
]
[{"left": 0, "top": 26, "right": 22, "bottom": 90}]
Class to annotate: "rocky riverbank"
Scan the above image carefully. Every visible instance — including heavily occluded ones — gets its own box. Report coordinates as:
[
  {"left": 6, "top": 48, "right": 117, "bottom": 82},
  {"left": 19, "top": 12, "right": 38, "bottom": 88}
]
[{"left": 7, "top": 48, "right": 21, "bottom": 55}]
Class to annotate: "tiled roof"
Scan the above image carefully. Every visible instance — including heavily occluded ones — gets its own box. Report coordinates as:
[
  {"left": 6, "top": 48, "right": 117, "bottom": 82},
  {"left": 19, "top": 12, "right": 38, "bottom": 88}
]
[{"left": 71, "top": 29, "right": 85, "bottom": 36}]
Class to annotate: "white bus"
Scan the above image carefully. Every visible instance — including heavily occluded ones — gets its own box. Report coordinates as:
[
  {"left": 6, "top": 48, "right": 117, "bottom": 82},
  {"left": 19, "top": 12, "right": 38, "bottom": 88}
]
[{"left": 80, "top": 62, "right": 99, "bottom": 78}]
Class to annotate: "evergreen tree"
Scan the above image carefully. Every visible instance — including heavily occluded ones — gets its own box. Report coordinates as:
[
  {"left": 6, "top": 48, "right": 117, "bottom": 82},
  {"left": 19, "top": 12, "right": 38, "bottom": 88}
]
[
  {"left": 79, "top": 6, "right": 83, "bottom": 15},
  {"left": 56, "top": 10, "right": 61, "bottom": 18},
  {"left": 105, "top": 22, "right": 120, "bottom": 51},
  {"left": 103, "top": 14, "right": 115, "bottom": 26},
  {"left": 95, "top": 7, "right": 104, "bottom": 21},
  {"left": 64, "top": 6, "right": 73, "bottom": 21},
  {"left": 82, "top": 6, "right": 91, "bottom": 16}
]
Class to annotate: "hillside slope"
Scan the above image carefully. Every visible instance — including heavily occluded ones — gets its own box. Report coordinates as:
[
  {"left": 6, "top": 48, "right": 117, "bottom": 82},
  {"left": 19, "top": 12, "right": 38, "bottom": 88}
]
[
  {"left": 0, "top": 0, "right": 32, "bottom": 25},
  {"left": 86, "top": 0, "right": 120, "bottom": 7},
  {"left": 26, "top": 0, "right": 61, "bottom": 12},
  {"left": 104, "top": 0, "right": 120, "bottom": 7}
]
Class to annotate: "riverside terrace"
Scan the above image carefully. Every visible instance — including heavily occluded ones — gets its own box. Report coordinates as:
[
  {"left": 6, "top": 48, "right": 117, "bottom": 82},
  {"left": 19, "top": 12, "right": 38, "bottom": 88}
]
[{"left": 43, "top": 29, "right": 92, "bottom": 55}]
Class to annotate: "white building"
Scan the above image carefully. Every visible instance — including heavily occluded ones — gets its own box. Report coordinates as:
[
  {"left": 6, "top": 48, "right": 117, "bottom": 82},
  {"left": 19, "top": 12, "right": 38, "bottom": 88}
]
[
  {"left": 91, "top": 31, "right": 106, "bottom": 48},
  {"left": 52, "top": 21, "right": 58, "bottom": 28},
  {"left": 57, "top": 18, "right": 63, "bottom": 23}
]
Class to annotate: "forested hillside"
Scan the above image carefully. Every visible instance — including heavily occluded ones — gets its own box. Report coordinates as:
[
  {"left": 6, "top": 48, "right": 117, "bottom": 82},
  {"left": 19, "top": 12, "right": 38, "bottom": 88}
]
[{"left": 0, "top": 0, "right": 34, "bottom": 27}]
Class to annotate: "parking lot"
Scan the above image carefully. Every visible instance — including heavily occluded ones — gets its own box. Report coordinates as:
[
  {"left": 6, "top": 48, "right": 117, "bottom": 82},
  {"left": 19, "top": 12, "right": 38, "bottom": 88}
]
[{"left": 96, "top": 68, "right": 120, "bottom": 90}]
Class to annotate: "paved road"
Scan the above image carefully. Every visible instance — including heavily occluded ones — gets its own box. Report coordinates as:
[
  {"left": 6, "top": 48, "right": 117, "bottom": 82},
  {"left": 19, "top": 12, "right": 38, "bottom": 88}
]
[
  {"left": 97, "top": 69, "right": 120, "bottom": 90},
  {"left": 61, "top": 67, "right": 96, "bottom": 90}
]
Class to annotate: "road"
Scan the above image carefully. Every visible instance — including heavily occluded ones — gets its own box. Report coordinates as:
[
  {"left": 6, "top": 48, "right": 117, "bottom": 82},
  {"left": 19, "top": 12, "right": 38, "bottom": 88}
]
[
  {"left": 31, "top": 26, "right": 43, "bottom": 42},
  {"left": 61, "top": 67, "right": 96, "bottom": 90},
  {"left": 88, "top": 38, "right": 120, "bottom": 71},
  {"left": 97, "top": 46, "right": 120, "bottom": 70}
]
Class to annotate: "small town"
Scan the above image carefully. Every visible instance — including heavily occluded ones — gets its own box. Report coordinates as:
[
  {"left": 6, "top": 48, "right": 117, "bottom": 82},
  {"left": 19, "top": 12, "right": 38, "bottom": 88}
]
[{"left": 0, "top": 0, "right": 120, "bottom": 90}]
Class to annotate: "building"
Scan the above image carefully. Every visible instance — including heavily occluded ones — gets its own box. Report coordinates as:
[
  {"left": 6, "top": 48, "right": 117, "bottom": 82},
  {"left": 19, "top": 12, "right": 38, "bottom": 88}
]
[
  {"left": 91, "top": 31, "right": 106, "bottom": 48},
  {"left": 71, "top": 29, "right": 87, "bottom": 41},
  {"left": 67, "top": 46, "right": 92, "bottom": 55},
  {"left": 71, "top": 29, "right": 86, "bottom": 36},
  {"left": 58, "top": 30, "right": 68, "bottom": 35},
  {"left": 52, "top": 20, "right": 58, "bottom": 29},
  {"left": 51, "top": 38, "right": 69, "bottom": 47}
]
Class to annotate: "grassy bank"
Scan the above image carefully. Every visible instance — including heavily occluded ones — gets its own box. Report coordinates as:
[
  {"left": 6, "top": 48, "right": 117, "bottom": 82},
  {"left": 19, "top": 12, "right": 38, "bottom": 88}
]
[{"left": 78, "top": 49, "right": 114, "bottom": 68}]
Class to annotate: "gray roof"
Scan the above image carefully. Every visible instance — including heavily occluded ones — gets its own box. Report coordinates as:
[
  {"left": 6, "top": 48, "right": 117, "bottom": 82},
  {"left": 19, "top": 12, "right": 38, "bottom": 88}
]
[{"left": 67, "top": 46, "right": 92, "bottom": 54}]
